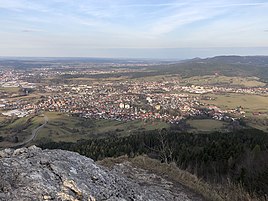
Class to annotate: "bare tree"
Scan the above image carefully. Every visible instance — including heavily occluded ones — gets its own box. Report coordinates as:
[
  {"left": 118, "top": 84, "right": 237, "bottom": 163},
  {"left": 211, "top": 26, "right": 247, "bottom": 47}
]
[{"left": 145, "top": 129, "right": 174, "bottom": 164}]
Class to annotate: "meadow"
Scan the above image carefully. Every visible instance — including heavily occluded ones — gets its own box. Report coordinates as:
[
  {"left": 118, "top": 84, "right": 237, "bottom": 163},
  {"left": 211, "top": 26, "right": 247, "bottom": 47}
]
[
  {"left": 187, "top": 119, "right": 227, "bottom": 133},
  {"left": 201, "top": 93, "right": 268, "bottom": 113},
  {"left": 19, "top": 112, "right": 170, "bottom": 144},
  {"left": 201, "top": 93, "right": 268, "bottom": 131},
  {"left": 181, "top": 75, "right": 266, "bottom": 87}
]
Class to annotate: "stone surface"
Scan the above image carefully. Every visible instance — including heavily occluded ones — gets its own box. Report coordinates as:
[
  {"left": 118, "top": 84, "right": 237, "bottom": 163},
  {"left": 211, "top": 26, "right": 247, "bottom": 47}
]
[{"left": 0, "top": 146, "right": 204, "bottom": 201}]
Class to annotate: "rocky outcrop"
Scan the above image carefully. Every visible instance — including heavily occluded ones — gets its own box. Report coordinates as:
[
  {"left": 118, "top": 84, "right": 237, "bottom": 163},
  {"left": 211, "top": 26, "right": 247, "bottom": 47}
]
[{"left": 0, "top": 146, "right": 204, "bottom": 201}]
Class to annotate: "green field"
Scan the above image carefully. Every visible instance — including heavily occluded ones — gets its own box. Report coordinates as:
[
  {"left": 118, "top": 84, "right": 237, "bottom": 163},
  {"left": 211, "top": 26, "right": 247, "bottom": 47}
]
[
  {"left": 182, "top": 75, "right": 266, "bottom": 87},
  {"left": 33, "top": 112, "right": 169, "bottom": 143},
  {"left": 244, "top": 115, "right": 268, "bottom": 132},
  {"left": 0, "top": 112, "right": 169, "bottom": 147},
  {"left": 202, "top": 93, "right": 268, "bottom": 113},
  {"left": 0, "top": 115, "right": 35, "bottom": 148},
  {"left": 187, "top": 119, "right": 227, "bottom": 133},
  {"left": 201, "top": 93, "right": 268, "bottom": 131},
  {"left": 135, "top": 75, "right": 181, "bottom": 82},
  {"left": 0, "top": 87, "right": 21, "bottom": 93},
  {"left": 33, "top": 112, "right": 92, "bottom": 143},
  {"left": 94, "top": 119, "right": 168, "bottom": 134}
]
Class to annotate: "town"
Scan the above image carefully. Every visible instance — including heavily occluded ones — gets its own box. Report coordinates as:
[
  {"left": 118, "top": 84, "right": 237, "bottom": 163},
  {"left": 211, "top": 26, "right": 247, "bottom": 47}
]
[{"left": 1, "top": 67, "right": 267, "bottom": 127}]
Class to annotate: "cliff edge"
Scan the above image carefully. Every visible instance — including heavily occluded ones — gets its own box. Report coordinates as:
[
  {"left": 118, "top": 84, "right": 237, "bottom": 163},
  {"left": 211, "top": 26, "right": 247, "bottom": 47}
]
[{"left": 0, "top": 146, "right": 204, "bottom": 201}]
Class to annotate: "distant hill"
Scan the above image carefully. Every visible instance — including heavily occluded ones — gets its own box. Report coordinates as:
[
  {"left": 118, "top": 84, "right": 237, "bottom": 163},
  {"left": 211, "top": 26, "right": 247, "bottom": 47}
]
[
  {"left": 202, "top": 55, "right": 268, "bottom": 66},
  {"left": 153, "top": 56, "right": 268, "bottom": 81},
  {"left": 1, "top": 55, "right": 268, "bottom": 81}
]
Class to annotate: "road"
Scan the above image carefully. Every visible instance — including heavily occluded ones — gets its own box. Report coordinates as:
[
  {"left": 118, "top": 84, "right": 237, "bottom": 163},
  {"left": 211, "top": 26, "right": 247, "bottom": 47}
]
[
  {"left": 8, "top": 115, "right": 48, "bottom": 149},
  {"left": 25, "top": 115, "right": 48, "bottom": 145}
]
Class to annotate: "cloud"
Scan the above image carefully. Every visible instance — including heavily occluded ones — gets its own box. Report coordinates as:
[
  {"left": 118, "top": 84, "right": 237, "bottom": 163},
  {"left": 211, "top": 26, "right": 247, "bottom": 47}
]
[
  {"left": 212, "top": 2, "right": 268, "bottom": 8},
  {"left": 0, "top": 0, "right": 268, "bottom": 52},
  {"left": 110, "top": 3, "right": 187, "bottom": 8},
  {"left": 21, "top": 29, "right": 43, "bottom": 33},
  {"left": 146, "top": 1, "right": 222, "bottom": 36},
  {"left": 143, "top": 0, "right": 268, "bottom": 36}
]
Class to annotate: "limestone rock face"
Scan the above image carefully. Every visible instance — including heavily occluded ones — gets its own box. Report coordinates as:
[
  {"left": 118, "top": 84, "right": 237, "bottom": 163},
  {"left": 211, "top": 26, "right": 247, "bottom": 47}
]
[{"left": 0, "top": 146, "right": 204, "bottom": 201}]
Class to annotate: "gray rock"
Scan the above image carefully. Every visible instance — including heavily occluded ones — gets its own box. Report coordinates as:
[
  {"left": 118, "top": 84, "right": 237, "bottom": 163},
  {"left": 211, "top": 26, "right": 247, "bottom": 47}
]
[{"left": 0, "top": 146, "right": 204, "bottom": 201}]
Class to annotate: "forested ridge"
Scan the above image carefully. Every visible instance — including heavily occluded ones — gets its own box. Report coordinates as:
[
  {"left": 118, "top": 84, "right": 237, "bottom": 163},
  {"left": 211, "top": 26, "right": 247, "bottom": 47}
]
[{"left": 40, "top": 128, "right": 268, "bottom": 198}]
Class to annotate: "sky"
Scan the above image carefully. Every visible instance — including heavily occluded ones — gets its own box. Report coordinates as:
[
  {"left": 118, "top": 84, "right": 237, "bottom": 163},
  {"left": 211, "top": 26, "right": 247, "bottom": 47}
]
[{"left": 0, "top": 0, "right": 268, "bottom": 59}]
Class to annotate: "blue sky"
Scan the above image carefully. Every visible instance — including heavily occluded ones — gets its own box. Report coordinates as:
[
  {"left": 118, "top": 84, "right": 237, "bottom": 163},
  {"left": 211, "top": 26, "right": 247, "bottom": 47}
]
[{"left": 0, "top": 0, "right": 268, "bottom": 58}]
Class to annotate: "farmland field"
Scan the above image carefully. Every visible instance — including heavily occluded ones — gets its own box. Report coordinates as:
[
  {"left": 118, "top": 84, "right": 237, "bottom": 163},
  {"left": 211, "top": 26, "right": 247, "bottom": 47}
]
[
  {"left": 201, "top": 93, "right": 268, "bottom": 113},
  {"left": 182, "top": 75, "right": 266, "bottom": 87}
]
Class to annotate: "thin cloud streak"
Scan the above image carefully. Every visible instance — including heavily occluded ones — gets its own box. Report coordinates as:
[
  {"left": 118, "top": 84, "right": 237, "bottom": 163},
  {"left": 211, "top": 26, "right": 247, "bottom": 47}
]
[
  {"left": 211, "top": 2, "right": 268, "bottom": 7},
  {"left": 147, "top": 2, "right": 225, "bottom": 36},
  {"left": 110, "top": 3, "right": 187, "bottom": 8},
  {"left": 21, "top": 29, "right": 44, "bottom": 33},
  {"left": 110, "top": 2, "right": 268, "bottom": 8},
  {"left": 0, "top": 0, "right": 48, "bottom": 12}
]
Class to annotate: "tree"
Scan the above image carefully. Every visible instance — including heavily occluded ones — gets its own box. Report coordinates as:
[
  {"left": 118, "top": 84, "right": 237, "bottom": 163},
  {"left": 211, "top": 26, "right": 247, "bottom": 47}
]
[{"left": 157, "top": 129, "right": 174, "bottom": 164}]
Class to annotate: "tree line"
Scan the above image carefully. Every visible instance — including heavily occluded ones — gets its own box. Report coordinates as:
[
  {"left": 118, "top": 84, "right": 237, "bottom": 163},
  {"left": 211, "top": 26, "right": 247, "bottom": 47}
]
[{"left": 39, "top": 128, "right": 268, "bottom": 198}]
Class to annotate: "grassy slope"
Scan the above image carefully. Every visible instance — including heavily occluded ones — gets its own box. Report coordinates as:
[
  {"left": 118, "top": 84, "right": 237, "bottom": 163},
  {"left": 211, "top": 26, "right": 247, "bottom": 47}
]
[
  {"left": 34, "top": 112, "right": 169, "bottom": 143},
  {"left": 99, "top": 155, "right": 264, "bottom": 201}
]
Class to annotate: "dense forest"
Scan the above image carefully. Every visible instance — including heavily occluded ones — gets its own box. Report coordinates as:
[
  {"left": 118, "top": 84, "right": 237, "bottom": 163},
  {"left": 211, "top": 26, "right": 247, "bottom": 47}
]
[{"left": 40, "top": 128, "right": 268, "bottom": 198}]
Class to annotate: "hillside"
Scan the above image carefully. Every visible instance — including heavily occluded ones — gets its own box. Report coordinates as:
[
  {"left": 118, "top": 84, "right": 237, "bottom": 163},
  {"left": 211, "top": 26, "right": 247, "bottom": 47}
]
[
  {"left": 152, "top": 56, "right": 268, "bottom": 80},
  {"left": 202, "top": 56, "right": 268, "bottom": 66}
]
